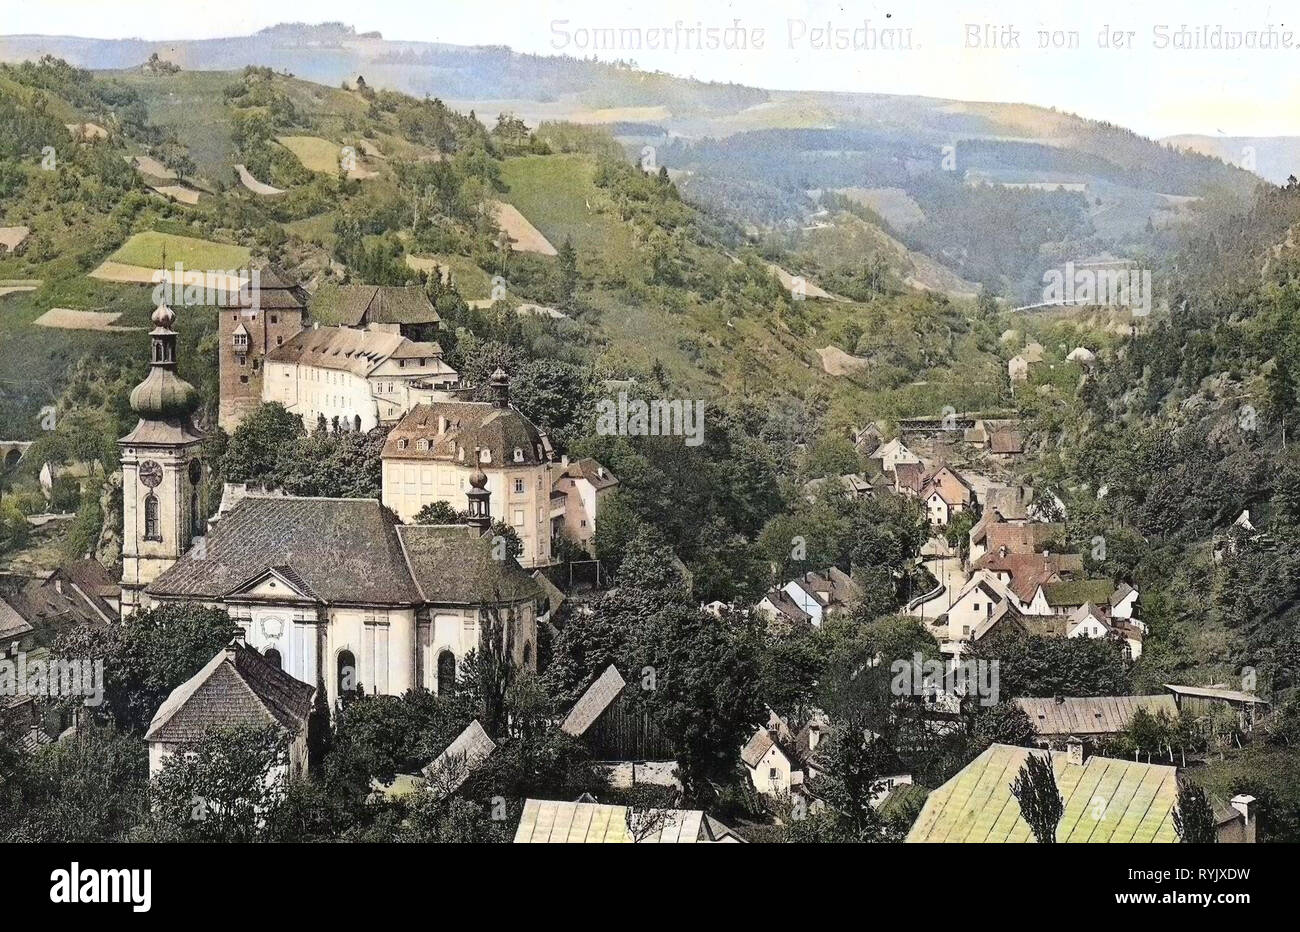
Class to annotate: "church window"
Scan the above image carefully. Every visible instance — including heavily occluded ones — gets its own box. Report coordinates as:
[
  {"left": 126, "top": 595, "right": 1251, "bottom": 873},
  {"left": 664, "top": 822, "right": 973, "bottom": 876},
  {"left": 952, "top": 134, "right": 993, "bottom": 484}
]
[
  {"left": 436, "top": 651, "right": 456, "bottom": 696},
  {"left": 522, "top": 642, "right": 532, "bottom": 668},
  {"left": 338, "top": 650, "right": 358, "bottom": 699},
  {"left": 514, "top": 478, "right": 524, "bottom": 494},
  {"left": 144, "top": 494, "right": 161, "bottom": 541}
]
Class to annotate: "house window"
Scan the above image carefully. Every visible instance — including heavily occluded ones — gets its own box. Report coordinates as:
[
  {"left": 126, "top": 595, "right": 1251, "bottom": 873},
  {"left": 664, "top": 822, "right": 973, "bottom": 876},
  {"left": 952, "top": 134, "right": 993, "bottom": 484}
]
[
  {"left": 416, "top": 439, "right": 430, "bottom": 451},
  {"left": 264, "top": 648, "right": 281, "bottom": 669},
  {"left": 144, "top": 493, "right": 161, "bottom": 541},
  {"left": 437, "top": 651, "right": 456, "bottom": 696},
  {"left": 514, "top": 478, "right": 524, "bottom": 494},
  {"left": 398, "top": 438, "right": 409, "bottom": 450},
  {"left": 270, "top": 315, "right": 278, "bottom": 324},
  {"left": 240, "top": 375, "right": 248, "bottom": 384},
  {"left": 233, "top": 332, "right": 249, "bottom": 349},
  {"left": 276, "top": 336, "right": 283, "bottom": 346},
  {"left": 769, "top": 767, "right": 779, "bottom": 780}
]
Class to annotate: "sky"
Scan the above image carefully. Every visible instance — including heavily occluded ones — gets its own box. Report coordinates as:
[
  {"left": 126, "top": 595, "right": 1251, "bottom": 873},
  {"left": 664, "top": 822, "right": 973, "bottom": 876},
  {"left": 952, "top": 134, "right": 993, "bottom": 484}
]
[{"left": 3, "top": 0, "right": 1298, "bottom": 138}]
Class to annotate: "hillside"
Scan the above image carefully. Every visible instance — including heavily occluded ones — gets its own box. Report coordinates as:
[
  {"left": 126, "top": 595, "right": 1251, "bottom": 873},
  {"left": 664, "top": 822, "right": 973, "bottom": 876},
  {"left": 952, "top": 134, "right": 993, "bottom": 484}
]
[
  {"left": 0, "top": 23, "right": 1274, "bottom": 302},
  {"left": 1163, "top": 134, "right": 1300, "bottom": 187}
]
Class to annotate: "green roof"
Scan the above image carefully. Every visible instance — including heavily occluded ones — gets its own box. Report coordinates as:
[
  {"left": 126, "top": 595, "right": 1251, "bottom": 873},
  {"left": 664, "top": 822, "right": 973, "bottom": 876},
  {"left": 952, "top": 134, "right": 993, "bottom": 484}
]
[
  {"left": 1042, "top": 578, "right": 1115, "bottom": 607},
  {"left": 905, "top": 744, "right": 1179, "bottom": 842}
]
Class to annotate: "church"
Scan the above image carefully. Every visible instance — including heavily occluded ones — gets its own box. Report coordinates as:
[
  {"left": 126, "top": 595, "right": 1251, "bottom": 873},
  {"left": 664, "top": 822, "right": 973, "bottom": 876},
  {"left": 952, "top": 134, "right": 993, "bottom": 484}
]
[{"left": 120, "top": 305, "right": 539, "bottom": 708}]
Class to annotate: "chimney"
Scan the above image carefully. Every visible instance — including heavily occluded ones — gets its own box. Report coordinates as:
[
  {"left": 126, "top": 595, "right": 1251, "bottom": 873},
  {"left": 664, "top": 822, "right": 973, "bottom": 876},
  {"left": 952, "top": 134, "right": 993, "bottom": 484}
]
[
  {"left": 561, "top": 454, "right": 570, "bottom": 469},
  {"left": 438, "top": 415, "right": 447, "bottom": 435},
  {"left": 1231, "top": 794, "right": 1257, "bottom": 843},
  {"left": 1066, "top": 735, "right": 1085, "bottom": 766}
]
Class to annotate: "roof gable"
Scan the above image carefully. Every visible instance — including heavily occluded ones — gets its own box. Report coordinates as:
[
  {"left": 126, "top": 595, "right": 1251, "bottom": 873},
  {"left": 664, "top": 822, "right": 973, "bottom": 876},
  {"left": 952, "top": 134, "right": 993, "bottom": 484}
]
[{"left": 561, "top": 665, "right": 626, "bottom": 737}]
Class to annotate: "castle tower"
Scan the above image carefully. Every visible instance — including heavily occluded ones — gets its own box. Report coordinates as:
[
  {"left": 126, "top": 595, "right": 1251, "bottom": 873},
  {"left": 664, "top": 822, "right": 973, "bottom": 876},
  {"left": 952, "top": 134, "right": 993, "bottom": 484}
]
[{"left": 119, "top": 305, "right": 205, "bottom": 616}]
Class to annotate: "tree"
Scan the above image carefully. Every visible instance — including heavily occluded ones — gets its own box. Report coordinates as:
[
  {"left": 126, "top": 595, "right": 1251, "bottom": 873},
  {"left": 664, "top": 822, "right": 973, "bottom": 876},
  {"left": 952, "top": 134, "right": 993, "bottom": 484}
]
[
  {"left": 1266, "top": 355, "right": 1296, "bottom": 438},
  {"left": 1010, "top": 751, "right": 1064, "bottom": 843},
  {"left": 415, "top": 500, "right": 463, "bottom": 524},
  {"left": 142, "top": 725, "right": 289, "bottom": 842},
  {"left": 56, "top": 602, "right": 240, "bottom": 732},
  {"left": 224, "top": 402, "right": 304, "bottom": 484},
  {"left": 1173, "top": 781, "right": 1218, "bottom": 843},
  {"left": 556, "top": 235, "right": 579, "bottom": 308}
]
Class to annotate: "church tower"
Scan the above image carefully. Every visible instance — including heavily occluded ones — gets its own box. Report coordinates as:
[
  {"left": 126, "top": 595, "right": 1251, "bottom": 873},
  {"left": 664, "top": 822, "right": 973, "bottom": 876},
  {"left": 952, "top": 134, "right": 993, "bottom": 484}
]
[{"left": 119, "top": 305, "right": 204, "bottom": 616}]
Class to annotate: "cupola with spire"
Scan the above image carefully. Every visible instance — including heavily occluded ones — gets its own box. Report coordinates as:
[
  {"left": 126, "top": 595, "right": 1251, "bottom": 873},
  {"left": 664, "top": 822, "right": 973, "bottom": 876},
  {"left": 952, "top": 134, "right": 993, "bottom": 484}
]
[
  {"left": 128, "top": 304, "right": 201, "bottom": 421},
  {"left": 466, "top": 466, "right": 491, "bottom": 533},
  {"left": 489, "top": 367, "right": 510, "bottom": 408}
]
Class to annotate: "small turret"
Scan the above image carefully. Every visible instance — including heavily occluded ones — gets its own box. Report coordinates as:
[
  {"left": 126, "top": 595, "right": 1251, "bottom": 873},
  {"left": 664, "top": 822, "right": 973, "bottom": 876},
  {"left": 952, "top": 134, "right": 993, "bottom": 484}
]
[
  {"left": 489, "top": 367, "right": 509, "bottom": 409},
  {"left": 466, "top": 467, "right": 491, "bottom": 534}
]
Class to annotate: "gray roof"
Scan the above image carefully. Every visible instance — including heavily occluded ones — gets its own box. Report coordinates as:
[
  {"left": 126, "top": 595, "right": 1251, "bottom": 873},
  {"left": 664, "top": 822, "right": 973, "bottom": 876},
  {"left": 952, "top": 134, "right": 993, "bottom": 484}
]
[
  {"left": 1164, "top": 684, "right": 1271, "bottom": 705},
  {"left": 1015, "top": 695, "right": 1178, "bottom": 737},
  {"left": 0, "top": 595, "right": 33, "bottom": 640},
  {"left": 327, "top": 285, "right": 439, "bottom": 327},
  {"left": 151, "top": 496, "right": 539, "bottom": 608},
  {"left": 422, "top": 719, "right": 496, "bottom": 799},
  {"left": 146, "top": 640, "right": 315, "bottom": 744},
  {"left": 383, "top": 401, "right": 552, "bottom": 466},
  {"left": 561, "top": 665, "right": 626, "bottom": 737},
  {"left": 149, "top": 495, "right": 422, "bottom": 605},
  {"left": 397, "top": 525, "right": 540, "bottom": 604}
]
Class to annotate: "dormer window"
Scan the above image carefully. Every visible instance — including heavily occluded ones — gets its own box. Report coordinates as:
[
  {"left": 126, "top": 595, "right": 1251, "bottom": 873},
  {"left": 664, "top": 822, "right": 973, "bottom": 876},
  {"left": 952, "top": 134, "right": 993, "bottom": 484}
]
[
  {"left": 479, "top": 449, "right": 492, "bottom": 464},
  {"left": 513, "top": 447, "right": 524, "bottom": 463},
  {"left": 398, "top": 438, "right": 409, "bottom": 450},
  {"left": 416, "top": 439, "right": 430, "bottom": 451},
  {"left": 233, "top": 332, "right": 249, "bottom": 349}
]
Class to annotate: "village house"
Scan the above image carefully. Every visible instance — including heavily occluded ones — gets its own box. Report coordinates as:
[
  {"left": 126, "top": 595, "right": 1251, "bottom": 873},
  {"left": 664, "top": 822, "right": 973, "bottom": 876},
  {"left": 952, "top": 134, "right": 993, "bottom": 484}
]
[
  {"left": 263, "top": 324, "right": 458, "bottom": 432},
  {"left": 918, "top": 465, "right": 975, "bottom": 527},
  {"left": 1008, "top": 355, "right": 1030, "bottom": 383},
  {"left": 757, "top": 567, "right": 860, "bottom": 630},
  {"left": 870, "top": 437, "right": 920, "bottom": 475},
  {"left": 803, "top": 472, "right": 873, "bottom": 502},
  {"left": 552, "top": 456, "right": 619, "bottom": 553},
  {"left": 937, "top": 574, "right": 1018, "bottom": 648},
  {"left": 146, "top": 638, "right": 317, "bottom": 779},
  {"left": 906, "top": 740, "right": 1256, "bottom": 842},
  {"left": 1015, "top": 694, "right": 1178, "bottom": 747},
  {"left": 560, "top": 665, "right": 674, "bottom": 766}
]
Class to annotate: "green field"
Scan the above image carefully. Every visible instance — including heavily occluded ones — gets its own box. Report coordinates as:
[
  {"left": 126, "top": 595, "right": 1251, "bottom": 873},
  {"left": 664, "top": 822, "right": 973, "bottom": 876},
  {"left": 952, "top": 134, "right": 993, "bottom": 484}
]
[
  {"left": 108, "top": 231, "right": 251, "bottom": 270},
  {"left": 406, "top": 253, "right": 493, "bottom": 300},
  {"left": 498, "top": 154, "right": 636, "bottom": 271},
  {"left": 277, "top": 136, "right": 345, "bottom": 174}
]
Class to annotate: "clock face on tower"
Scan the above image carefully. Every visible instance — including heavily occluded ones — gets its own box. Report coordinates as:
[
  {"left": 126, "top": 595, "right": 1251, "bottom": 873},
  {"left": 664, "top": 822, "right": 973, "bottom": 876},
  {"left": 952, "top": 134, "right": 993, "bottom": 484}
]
[{"left": 139, "top": 461, "right": 163, "bottom": 488}]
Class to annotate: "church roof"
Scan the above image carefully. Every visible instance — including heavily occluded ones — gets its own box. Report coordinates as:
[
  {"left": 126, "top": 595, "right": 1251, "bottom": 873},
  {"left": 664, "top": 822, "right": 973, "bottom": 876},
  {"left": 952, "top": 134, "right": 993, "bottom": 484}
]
[
  {"left": 149, "top": 495, "right": 422, "bottom": 605},
  {"left": 396, "top": 524, "right": 540, "bottom": 604},
  {"left": 149, "top": 496, "right": 539, "bottom": 608},
  {"left": 145, "top": 639, "right": 315, "bottom": 744}
]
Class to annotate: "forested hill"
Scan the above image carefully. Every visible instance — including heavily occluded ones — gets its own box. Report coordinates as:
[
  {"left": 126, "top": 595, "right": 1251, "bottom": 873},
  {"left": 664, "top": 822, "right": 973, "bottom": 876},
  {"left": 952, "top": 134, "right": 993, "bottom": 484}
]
[{"left": 0, "top": 23, "right": 1276, "bottom": 301}]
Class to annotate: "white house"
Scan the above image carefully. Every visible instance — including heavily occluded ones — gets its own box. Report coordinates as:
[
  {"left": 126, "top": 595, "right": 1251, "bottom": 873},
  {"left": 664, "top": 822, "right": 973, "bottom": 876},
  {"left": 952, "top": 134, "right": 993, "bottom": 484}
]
[{"left": 871, "top": 438, "right": 921, "bottom": 474}]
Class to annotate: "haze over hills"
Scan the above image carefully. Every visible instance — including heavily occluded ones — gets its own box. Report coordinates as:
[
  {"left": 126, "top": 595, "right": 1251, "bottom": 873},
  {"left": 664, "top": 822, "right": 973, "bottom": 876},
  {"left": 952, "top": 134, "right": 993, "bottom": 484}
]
[{"left": 1160, "top": 135, "right": 1300, "bottom": 187}]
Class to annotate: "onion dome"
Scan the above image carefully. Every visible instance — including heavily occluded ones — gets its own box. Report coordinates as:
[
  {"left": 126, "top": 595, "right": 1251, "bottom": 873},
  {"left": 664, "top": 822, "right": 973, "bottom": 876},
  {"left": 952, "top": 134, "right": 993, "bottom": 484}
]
[{"left": 129, "top": 304, "right": 200, "bottom": 420}]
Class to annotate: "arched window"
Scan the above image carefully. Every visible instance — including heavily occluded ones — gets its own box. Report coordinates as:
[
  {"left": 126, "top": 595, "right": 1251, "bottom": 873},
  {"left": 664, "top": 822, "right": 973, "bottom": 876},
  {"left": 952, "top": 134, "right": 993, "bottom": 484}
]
[
  {"left": 338, "top": 650, "right": 358, "bottom": 699},
  {"left": 522, "top": 641, "right": 533, "bottom": 668},
  {"left": 144, "top": 494, "right": 161, "bottom": 541},
  {"left": 264, "top": 648, "right": 282, "bottom": 669},
  {"left": 436, "top": 651, "right": 456, "bottom": 696},
  {"left": 190, "top": 493, "right": 202, "bottom": 536}
]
